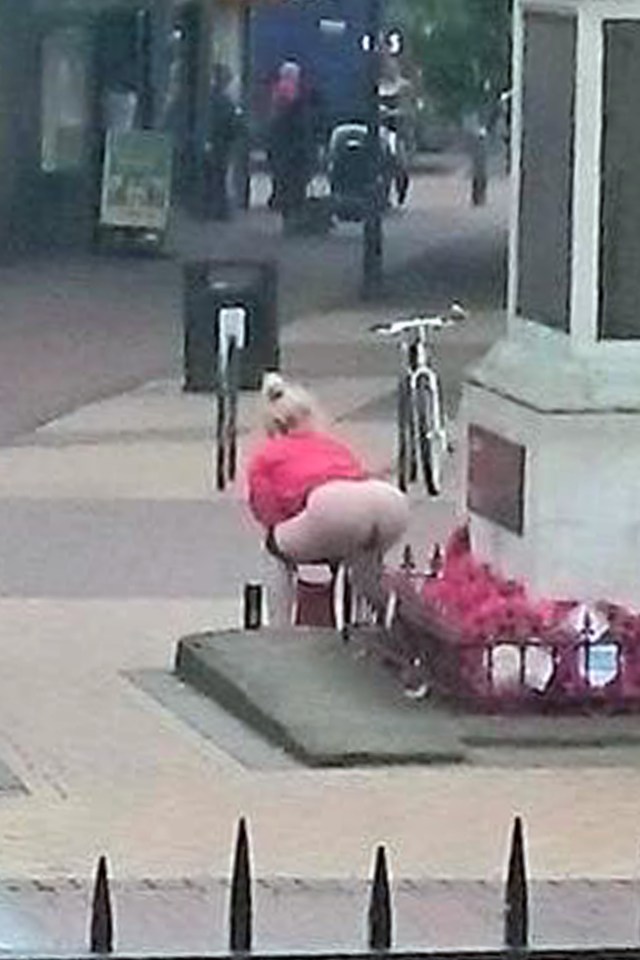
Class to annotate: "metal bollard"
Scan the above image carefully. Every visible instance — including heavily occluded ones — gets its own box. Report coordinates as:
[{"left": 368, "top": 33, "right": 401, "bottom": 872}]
[
  {"left": 400, "top": 543, "right": 416, "bottom": 574},
  {"left": 428, "top": 543, "right": 444, "bottom": 578},
  {"left": 243, "top": 582, "right": 263, "bottom": 630},
  {"left": 471, "top": 128, "right": 488, "bottom": 207}
]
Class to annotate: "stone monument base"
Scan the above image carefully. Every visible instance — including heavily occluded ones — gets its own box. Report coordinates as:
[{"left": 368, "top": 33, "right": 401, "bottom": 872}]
[{"left": 461, "top": 327, "right": 640, "bottom": 609}]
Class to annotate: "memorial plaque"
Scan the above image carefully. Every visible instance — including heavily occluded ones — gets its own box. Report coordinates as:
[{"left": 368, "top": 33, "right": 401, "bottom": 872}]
[
  {"left": 599, "top": 21, "right": 640, "bottom": 340},
  {"left": 517, "top": 11, "right": 576, "bottom": 332},
  {"left": 467, "top": 425, "right": 526, "bottom": 535}
]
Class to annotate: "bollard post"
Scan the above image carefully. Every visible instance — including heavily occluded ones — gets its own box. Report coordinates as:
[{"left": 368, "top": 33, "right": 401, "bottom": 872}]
[
  {"left": 229, "top": 817, "right": 253, "bottom": 953},
  {"left": 216, "top": 382, "right": 227, "bottom": 492},
  {"left": 361, "top": 0, "right": 383, "bottom": 298},
  {"left": 368, "top": 845, "right": 393, "bottom": 951},
  {"left": 343, "top": 573, "right": 352, "bottom": 641},
  {"left": 471, "top": 127, "right": 488, "bottom": 207},
  {"left": 337, "top": 563, "right": 352, "bottom": 644},
  {"left": 89, "top": 855, "right": 114, "bottom": 954},
  {"left": 400, "top": 544, "right": 416, "bottom": 574},
  {"left": 243, "top": 583, "right": 263, "bottom": 630},
  {"left": 428, "top": 543, "right": 444, "bottom": 578},
  {"left": 504, "top": 816, "right": 529, "bottom": 949}
]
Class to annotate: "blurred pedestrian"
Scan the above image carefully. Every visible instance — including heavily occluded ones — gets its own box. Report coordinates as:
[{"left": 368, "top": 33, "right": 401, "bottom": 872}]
[
  {"left": 204, "top": 63, "right": 239, "bottom": 220},
  {"left": 379, "top": 70, "right": 412, "bottom": 206},
  {"left": 266, "top": 61, "right": 316, "bottom": 231}
]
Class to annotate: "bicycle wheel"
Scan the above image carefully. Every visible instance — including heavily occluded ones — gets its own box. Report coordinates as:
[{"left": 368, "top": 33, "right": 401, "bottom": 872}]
[
  {"left": 414, "top": 373, "right": 445, "bottom": 496},
  {"left": 397, "top": 369, "right": 412, "bottom": 492},
  {"left": 226, "top": 336, "right": 239, "bottom": 483}
]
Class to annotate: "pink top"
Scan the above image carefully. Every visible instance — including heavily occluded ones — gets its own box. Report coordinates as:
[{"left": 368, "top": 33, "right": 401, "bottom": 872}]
[
  {"left": 271, "top": 75, "right": 299, "bottom": 106},
  {"left": 247, "top": 429, "right": 367, "bottom": 528}
]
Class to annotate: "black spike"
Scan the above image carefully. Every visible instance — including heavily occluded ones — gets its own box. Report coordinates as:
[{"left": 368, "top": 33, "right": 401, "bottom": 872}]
[
  {"left": 368, "top": 845, "right": 392, "bottom": 951},
  {"left": 504, "top": 816, "right": 529, "bottom": 949},
  {"left": 89, "top": 855, "right": 113, "bottom": 954},
  {"left": 229, "top": 817, "right": 253, "bottom": 953}
]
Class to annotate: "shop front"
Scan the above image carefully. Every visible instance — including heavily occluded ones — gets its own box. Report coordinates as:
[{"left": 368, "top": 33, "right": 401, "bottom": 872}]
[{"left": 0, "top": 0, "right": 235, "bottom": 254}]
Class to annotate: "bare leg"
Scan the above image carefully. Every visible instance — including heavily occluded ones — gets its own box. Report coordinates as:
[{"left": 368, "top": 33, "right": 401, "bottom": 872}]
[
  {"left": 275, "top": 479, "right": 409, "bottom": 563},
  {"left": 260, "top": 546, "right": 296, "bottom": 627},
  {"left": 271, "top": 479, "right": 409, "bottom": 633}
]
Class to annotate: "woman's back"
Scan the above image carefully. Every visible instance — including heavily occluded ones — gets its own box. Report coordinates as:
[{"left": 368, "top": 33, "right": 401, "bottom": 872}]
[{"left": 248, "top": 429, "right": 366, "bottom": 528}]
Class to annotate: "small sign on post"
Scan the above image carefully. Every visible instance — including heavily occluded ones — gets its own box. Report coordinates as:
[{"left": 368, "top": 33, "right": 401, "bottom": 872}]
[
  {"left": 214, "top": 306, "right": 247, "bottom": 491},
  {"left": 218, "top": 306, "right": 247, "bottom": 370}
]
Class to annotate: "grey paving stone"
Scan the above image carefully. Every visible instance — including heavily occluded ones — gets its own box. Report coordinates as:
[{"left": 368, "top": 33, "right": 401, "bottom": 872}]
[
  {"left": 0, "top": 499, "right": 261, "bottom": 599},
  {"left": 125, "top": 668, "right": 298, "bottom": 770},
  {"left": 0, "top": 757, "right": 26, "bottom": 796}
]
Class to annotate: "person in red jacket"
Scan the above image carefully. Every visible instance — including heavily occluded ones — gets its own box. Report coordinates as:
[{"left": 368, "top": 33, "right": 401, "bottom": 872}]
[{"left": 246, "top": 373, "right": 409, "bottom": 624}]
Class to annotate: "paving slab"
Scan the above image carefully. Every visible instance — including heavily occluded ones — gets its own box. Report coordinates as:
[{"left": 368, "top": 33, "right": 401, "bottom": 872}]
[
  {"left": 0, "top": 499, "right": 261, "bottom": 599},
  {"left": 0, "top": 759, "right": 27, "bottom": 797},
  {"left": 127, "top": 668, "right": 298, "bottom": 771}
]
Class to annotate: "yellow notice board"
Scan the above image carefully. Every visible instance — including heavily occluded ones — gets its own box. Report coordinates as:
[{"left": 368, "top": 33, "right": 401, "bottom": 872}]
[{"left": 100, "top": 130, "right": 173, "bottom": 230}]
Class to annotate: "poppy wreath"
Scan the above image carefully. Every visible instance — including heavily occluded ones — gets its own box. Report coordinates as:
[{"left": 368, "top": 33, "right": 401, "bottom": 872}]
[{"left": 416, "top": 524, "right": 640, "bottom": 706}]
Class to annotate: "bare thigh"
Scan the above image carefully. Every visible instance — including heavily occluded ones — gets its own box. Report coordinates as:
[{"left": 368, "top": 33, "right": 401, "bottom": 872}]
[
  {"left": 275, "top": 479, "right": 409, "bottom": 563},
  {"left": 364, "top": 479, "right": 411, "bottom": 552}
]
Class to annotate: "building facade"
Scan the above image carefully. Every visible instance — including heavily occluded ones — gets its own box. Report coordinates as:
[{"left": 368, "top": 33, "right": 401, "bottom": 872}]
[{"left": 0, "top": 0, "right": 246, "bottom": 254}]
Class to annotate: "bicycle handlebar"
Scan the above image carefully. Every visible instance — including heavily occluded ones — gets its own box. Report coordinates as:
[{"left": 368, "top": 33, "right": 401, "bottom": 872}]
[{"left": 370, "top": 302, "right": 467, "bottom": 338}]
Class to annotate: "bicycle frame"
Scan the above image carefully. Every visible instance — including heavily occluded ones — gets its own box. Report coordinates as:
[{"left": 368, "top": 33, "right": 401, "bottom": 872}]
[
  {"left": 372, "top": 303, "right": 464, "bottom": 494},
  {"left": 394, "top": 323, "right": 448, "bottom": 495},
  {"left": 404, "top": 327, "right": 445, "bottom": 439}
]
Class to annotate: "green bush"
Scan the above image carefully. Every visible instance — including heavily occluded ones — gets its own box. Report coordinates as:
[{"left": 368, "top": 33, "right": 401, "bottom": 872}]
[{"left": 395, "top": 0, "right": 512, "bottom": 125}]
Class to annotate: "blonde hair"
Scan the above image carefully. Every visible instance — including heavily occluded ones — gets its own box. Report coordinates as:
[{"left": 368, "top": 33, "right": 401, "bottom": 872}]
[{"left": 261, "top": 372, "right": 321, "bottom": 435}]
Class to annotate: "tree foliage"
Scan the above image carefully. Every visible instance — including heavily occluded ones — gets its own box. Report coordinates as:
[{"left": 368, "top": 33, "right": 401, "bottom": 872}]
[{"left": 392, "top": 0, "right": 512, "bottom": 123}]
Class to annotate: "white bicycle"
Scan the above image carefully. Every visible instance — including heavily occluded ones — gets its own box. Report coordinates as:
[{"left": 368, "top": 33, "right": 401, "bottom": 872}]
[{"left": 372, "top": 303, "right": 466, "bottom": 496}]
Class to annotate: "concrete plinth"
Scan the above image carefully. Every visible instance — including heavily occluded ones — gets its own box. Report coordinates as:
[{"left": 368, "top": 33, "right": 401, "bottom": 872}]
[
  {"left": 462, "top": 326, "right": 640, "bottom": 607},
  {"left": 461, "top": 0, "right": 640, "bottom": 609},
  {"left": 174, "top": 628, "right": 640, "bottom": 765}
]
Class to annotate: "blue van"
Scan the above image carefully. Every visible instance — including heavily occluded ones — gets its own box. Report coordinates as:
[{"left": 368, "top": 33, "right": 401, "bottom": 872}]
[{"left": 250, "top": 0, "right": 370, "bottom": 144}]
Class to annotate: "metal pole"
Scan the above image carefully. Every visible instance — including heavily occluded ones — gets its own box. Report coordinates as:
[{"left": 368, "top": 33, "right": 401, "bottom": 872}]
[
  {"left": 148, "top": 0, "right": 173, "bottom": 129},
  {"left": 234, "top": 3, "right": 252, "bottom": 211},
  {"left": 471, "top": 126, "right": 488, "bottom": 207},
  {"left": 362, "top": 0, "right": 383, "bottom": 299}
]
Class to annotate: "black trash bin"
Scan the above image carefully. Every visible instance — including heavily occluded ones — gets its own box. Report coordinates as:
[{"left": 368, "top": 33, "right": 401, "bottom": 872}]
[{"left": 183, "top": 259, "right": 279, "bottom": 392}]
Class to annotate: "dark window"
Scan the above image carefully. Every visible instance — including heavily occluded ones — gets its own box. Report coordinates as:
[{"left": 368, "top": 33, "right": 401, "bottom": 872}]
[
  {"left": 599, "top": 21, "right": 640, "bottom": 340},
  {"left": 517, "top": 11, "right": 576, "bottom": 332}
]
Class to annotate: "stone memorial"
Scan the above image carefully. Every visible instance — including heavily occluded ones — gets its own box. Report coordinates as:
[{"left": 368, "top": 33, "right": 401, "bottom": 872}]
[{"left": 462, "top": 0, "right": 640, "bottom": 607}]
